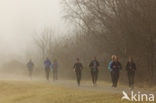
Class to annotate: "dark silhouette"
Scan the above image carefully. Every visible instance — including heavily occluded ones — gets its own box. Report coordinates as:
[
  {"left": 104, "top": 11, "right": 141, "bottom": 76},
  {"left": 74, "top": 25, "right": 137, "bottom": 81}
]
[
  {"left": 52, "top": 59, "right": 58, "bottom": 81},
  {"left": 126, "top": 57, "right": 136, "bottom": 90},
  {"left": 26, "top": 59, "right": 34, "bottom": 79},
  {"left": 111, "top": 57, "right": 122, "bottom": 88},
  {"left": 108, "top": 55, "right": 116, "bottom": 87},
  {"left": 89, "top": 57, "right": 100, "bottom": 86},
  {"left": 44, "top": 57, "right": 51, "bottom": 81},
  {"left": 73, "top": 58, "right": 83, "bottom": 86}
]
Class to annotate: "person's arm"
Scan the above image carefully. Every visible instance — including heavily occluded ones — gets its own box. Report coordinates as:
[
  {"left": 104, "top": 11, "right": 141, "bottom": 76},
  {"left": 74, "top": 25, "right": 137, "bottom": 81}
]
[
  {"left": 73, "top": 64, "right": 75, "bottom": 69},
  {"left": 97, "top": 61, "right": 100, "bottom": 67},
  {"left": 43, "top": 61, "right": 45, "bottom": 66},
  {"left": 89, "top": 62, "right": 92, "bottom": 68},
  {"left": 119, "top": 62, "right": 122, "bottom": 70},
  {"left": 73, "top": 64, "right": 76, "bottom": 72},
  {"left": 51, "top": 63, "right": 54, "bottom": 68},
  {"left": 32, "top": 63, "right": 34, "bottom": 68},
  {"left": 134, "top": 63, "right": 136, "bottom": 71},
  {"left": 110, "top": 62, "right": 114, "bottom": 69},
  {"left": 81, "top": 63, "right": 83, "bottom": 70},
  {"left": 108, "top": 61, "right": 112, "bottom": 72},
  {"left": 56, "top": 62, "right": 58, "bottom": 68},
  {"left": 126, "top": 63, "right": 129, "bottom": 71},
  {"left": 51, "top": 64, "right": 54, "bottom": 72},
  {"left": 111, "top": 62, "right": 116, "bottom": 69}
]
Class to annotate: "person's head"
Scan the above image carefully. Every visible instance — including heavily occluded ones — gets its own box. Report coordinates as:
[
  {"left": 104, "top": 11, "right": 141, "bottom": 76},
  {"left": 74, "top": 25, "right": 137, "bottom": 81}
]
[
  {"left": 128, "top": 57, "right": 133, "bottom": 62},
  {"left": 93, "top": 57, "right": 96, "bottom": 61},
  {"left": 114, "top": 56, "right": 118, "bottom": 62},
  {"left": 29, "top": 59, "right": 32, "bottom": 62},
  {"left": 111, "top": 55, "right": 116, "bottom": 61},
  {"left": 76, "top": 58, "right": 80, "bottom": 62},
  {"left": 116, "top": 56, "right": 119, "bottom": 61},
  {"left": 46, "top": 57, "right": 49, "bottom": 60}
]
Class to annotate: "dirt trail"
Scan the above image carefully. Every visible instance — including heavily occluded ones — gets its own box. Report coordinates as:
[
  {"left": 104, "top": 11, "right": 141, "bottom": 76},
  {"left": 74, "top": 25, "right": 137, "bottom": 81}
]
[
  {"left": 51, "top": 80, "right": 156, "bottom": 95},
  {"left": 0, "top": 73, "right": 155, "bottom": 95}
]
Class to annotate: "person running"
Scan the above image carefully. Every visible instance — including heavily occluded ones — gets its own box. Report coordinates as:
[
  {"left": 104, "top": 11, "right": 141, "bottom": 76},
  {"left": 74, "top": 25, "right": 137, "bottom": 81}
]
[
  {"left": 108, "top": 55, "right": 116, "bottom": 87},
  {"left": 126, "top": 57, "right": 136, "bottom": 90},
  {"left": 51, "top": 59, "right": 58, "bottom": 81},
  {"left": 89, "top": 57, "right": 100, "bottom": 86},
  {"left": 26, "top": 59, "right": 34, "bottom": 79},
  {"left": 111, "top": 56, "right": 122, "bottom": 88},
  {"left": 44, "top": 57, "right": 51, "bottom": 81},
  {"left": 73, "top": 58, "right": 83, "bottom": 86}
]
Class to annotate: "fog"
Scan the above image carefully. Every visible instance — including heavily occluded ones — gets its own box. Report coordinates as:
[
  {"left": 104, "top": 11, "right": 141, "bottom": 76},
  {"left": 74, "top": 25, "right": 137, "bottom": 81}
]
[
  {"left": 0, "top": 0, "right": 66, "bottom": 64},
  {"left": 0, "top": 1, "right": 155, "bottom": 99}
]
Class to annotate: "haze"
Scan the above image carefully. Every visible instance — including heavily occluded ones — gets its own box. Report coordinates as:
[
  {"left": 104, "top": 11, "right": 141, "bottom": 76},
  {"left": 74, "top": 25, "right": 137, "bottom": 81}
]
[{"left": 0, "top": 0, "right": 65, "bottom": 63}]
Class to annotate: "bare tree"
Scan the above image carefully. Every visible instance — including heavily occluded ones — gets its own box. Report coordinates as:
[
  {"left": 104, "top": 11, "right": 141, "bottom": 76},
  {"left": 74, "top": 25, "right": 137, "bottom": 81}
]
[
  {"left": 34, "top": 28, "right": 54, "bottom": 60},
  {"left": 62, "top": 0, "right": 156, "bottom": 85}
]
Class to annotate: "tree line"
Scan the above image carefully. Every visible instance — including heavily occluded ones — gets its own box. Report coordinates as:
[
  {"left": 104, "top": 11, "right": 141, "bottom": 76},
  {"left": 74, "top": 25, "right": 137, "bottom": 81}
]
[{"left": 32, "top": 0, "right": 156, "bottom": 87}]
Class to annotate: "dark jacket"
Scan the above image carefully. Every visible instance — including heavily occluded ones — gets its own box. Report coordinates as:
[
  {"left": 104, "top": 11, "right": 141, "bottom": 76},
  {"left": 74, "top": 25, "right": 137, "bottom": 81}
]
[
  {"left": 27, "top": 61, "right": 34, "bottom": 69},
  {"left": 126, "top": 62, "right": 136, "bottom": 72},
  {"left": 89, "top": 60, "right": 100, "bottom": 72},
  {"left": 111, "top": 61, "right": 122, "bottom": 72},
  {"left": 74, "top": 62, "right": 83, "bottom": 72}
]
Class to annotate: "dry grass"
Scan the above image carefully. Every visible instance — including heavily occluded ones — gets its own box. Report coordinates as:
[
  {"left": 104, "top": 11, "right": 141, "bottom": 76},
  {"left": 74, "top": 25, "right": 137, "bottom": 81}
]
[{"left": 0, "top": 80, "right": 151, "bottom": 103}]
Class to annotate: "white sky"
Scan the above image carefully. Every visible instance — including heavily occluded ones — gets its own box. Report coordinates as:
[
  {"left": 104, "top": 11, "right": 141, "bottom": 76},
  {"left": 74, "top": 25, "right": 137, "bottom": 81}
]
[{"left": 0, "top": 0, "right": 67, "bottom": 62}]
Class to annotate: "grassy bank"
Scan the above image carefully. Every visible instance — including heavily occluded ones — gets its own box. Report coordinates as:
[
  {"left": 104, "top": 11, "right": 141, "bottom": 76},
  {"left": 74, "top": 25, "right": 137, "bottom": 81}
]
[{"left": 0, "top": 80, "right": 136, "bottom": 103}]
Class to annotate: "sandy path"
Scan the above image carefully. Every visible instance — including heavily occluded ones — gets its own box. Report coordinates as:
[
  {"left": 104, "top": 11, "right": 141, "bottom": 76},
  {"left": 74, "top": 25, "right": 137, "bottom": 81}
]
[
  {"left": 0, "top": 73, "right": 155, "bottom": 95},
  {"left": 51, "top": 80, "right": 156, "bottom": 95}
]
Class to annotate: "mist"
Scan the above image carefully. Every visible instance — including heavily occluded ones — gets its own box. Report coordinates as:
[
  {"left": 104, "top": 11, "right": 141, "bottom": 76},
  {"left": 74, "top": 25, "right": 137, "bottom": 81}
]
[
  {"left": 0, "top": 1, "right": 155, "bottom": 103},
  {"left": 0, "top": 0, "right": 66, "bottom": 64},
  {"left": 0, "top": 0, "right": 155, "bottom": 88}
]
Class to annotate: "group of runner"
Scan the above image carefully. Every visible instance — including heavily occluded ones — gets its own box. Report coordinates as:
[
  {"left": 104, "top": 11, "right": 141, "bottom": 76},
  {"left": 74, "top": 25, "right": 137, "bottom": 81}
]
[
  {"left": 73, "top": 56, "right": 136, "bottom": 90},
  {"left": 26, "top": 58, "right": 58, "bottom": 81},
  {"left": 26, "top": 55, "right": 136, "bottom": 90},
  {"left": 73, "top": 57, "right": 100, "bottom": 86}
]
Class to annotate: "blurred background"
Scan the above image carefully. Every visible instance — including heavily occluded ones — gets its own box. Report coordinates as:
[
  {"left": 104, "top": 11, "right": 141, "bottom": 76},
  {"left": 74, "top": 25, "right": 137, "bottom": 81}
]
[{"left": 0, "top": 0, "right": 156, "bottom": 88}]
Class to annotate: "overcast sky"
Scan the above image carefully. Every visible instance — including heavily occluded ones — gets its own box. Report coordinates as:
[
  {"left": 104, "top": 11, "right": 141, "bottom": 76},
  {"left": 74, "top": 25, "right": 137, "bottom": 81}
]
[{"left": 0, "top": 0, "right": 67, "bottom": 62}]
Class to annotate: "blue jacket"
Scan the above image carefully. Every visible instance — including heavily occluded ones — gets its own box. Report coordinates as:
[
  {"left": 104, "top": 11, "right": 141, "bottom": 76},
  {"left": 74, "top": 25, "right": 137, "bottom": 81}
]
[
  {"left": 44, "top": 60, "right": 51, "bottom": 68},
  {"left": 108, "top": 61, "right": 113, "bottom": 72},
  {"left": 51, "top": 62, "right": 58, "bottom": 72}
]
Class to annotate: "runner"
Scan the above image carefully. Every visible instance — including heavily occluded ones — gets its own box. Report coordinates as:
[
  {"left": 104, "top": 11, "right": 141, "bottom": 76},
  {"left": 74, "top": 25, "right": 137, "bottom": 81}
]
[
  {"left": 51, "top": 59, "right": 58, "bottom": 81},
  {"left": 126, "top": 57, "right": 136, "bottom": 90},
  {"left": 111, "top": 56, "right": 122, "bottom": 88},
  {"left": 108, "top": 55, "right": 116, "bottom": 87},
  {"left": 73, "top": 58, "right": 83, "bottom": 86},
  {"left": 89, "top": 57, "right": 100, "bottom": 86},
  {"left": 26, "top": 59, "right": 34, "bottom": 79},
  {"left": 44, "top": 57, "right": 51, "bottom": 81}
]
